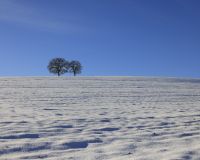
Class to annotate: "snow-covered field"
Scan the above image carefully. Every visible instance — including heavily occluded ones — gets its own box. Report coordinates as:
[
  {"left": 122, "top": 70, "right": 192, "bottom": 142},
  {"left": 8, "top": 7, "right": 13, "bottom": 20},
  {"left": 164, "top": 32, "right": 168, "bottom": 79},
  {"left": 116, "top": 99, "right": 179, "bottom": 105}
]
[{"left": 0, "top": 77, "right": 200, "bottom": 160}]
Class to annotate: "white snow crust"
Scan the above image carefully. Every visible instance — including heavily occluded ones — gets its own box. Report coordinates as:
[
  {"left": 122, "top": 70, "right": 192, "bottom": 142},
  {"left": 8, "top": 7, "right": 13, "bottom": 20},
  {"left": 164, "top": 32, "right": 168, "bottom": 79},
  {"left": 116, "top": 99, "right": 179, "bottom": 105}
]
[{"left": 0, "top": 77, "right": 200, "bottom": 160}]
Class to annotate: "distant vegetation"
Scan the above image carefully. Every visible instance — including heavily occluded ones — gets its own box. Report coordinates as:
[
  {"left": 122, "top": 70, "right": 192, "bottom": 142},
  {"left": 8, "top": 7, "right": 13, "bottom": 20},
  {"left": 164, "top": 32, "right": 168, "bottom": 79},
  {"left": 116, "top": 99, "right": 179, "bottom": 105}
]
[{"left": 48, "top": 58, "right": 82, "bottom": 76}]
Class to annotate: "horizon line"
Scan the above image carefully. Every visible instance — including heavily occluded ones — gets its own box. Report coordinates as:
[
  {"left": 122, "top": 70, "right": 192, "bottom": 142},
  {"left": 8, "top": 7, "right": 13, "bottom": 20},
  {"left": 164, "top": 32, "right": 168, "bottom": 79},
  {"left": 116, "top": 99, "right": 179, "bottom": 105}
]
[{"left": 0, "top": 75, "right": 200, "bottom": 80}]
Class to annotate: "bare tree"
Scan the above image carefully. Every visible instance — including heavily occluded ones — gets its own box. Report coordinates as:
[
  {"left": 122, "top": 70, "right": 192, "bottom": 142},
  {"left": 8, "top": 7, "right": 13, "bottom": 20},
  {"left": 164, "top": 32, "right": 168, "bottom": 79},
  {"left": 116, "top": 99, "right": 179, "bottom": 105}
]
[
  {"left": 69, "top": 60, "right": 82, "bottom": 76},
  {"left": 48, "top": 58, "right": 69, "bottom": 76}
]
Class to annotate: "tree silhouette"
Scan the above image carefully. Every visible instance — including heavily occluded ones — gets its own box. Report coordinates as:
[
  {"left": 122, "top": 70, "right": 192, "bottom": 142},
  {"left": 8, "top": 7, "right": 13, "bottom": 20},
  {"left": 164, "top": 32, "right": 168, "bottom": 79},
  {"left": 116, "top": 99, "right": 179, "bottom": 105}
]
[
  {"left": 69, "top": 60, "right": 82, "bottom": 76},
  {"left": 48, "top": 58, "right": 69, "bottom": 76}
]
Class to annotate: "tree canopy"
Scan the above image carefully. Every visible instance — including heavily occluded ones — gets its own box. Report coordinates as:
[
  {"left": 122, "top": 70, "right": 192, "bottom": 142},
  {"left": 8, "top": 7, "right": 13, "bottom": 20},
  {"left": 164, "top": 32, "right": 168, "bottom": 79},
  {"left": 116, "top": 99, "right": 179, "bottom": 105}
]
[
  {"left": 48, "top": 58, "right": 82, "bottom": 76},
  {"left": 69, "top": 60, "right": 82, "bottom": 76},
  {"left": 48, "top": 58, "right": 69, "bottom": 76}
]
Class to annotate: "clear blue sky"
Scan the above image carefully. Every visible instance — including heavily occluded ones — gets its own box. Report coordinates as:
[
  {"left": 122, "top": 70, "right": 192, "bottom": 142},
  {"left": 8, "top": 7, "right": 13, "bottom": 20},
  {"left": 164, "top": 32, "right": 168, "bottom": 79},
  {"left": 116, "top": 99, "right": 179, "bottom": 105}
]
[{"left": 0, "top": 0, "right": 200, "bottom": 77}]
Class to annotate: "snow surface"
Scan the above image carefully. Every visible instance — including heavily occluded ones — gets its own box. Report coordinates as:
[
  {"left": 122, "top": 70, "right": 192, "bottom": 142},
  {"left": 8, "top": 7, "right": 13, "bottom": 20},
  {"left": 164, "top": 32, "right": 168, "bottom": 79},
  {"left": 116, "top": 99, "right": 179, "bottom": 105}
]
[{"left": 0, "top": 77, "right": 200, "bottom": 160}]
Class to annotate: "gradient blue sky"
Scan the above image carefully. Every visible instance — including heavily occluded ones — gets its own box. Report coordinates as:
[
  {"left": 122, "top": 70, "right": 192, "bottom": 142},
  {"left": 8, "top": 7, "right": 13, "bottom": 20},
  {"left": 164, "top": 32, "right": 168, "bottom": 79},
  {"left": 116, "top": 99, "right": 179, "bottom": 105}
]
[{"left": 0, "top": 0, "right": 200, "bottom": 77}]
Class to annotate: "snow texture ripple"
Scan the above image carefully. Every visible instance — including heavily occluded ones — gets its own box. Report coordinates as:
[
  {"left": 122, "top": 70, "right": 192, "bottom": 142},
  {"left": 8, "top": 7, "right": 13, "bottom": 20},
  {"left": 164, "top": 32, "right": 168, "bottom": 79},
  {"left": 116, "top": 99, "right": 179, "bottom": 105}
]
[{"left": 0, "top": 77, "right": 200, "bottom": 160}]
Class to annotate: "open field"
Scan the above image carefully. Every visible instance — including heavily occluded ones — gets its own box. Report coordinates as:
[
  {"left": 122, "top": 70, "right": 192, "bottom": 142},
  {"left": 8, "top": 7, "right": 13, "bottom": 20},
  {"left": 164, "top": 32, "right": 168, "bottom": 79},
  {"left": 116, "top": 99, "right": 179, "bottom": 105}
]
[{"left": 0, "top": 77, "right": 200, "bottom": 160}]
